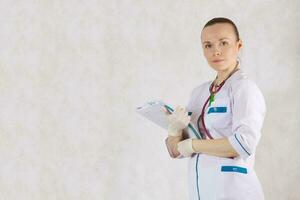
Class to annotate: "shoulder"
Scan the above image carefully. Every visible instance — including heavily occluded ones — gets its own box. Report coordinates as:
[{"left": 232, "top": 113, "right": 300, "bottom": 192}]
[
  {"left": 187, "top": 81, "right": 211, "bottom": 105},
  {"left": 186, "top": 81, "right": 211, "bottom": 110},
  {"left": 191, "top": 80, "right": 211, "bottom": 95},
  {"left": 229, "top": 70, "right": 263, "bottom": 96},
  {"left": 229, "top": 70, "right": 266, "bottom": 112}
]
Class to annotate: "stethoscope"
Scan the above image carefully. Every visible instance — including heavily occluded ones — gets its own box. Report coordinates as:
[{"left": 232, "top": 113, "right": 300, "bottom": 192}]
[{"left": 197, "top": 64, "right": 240, "bottom": 140}]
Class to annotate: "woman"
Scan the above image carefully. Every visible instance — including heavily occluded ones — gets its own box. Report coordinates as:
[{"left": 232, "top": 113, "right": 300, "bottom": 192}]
[{"left": 165, "top": 17, "right": 266, "bottom": 200}]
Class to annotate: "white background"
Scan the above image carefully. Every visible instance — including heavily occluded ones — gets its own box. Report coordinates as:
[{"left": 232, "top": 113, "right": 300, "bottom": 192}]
[{"left": 0, "top": 1, "right": 299, "bottom": 199}]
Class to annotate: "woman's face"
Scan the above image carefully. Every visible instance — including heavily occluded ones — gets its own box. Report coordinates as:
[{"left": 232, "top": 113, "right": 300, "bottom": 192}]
[{"left": 201, "top": 23, "right": 242, "bottom": 72}]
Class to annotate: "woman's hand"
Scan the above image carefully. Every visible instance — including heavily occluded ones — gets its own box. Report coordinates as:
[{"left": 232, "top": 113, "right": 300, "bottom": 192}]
[
  {"left": 166, "top": 106, "right": 191, "bottom": 137},
  {"left": 177, "top": 138, "right": 195, "bottom": 157},
  {"left": 164, "top": 105, "right": 191, "bottom": 158}
]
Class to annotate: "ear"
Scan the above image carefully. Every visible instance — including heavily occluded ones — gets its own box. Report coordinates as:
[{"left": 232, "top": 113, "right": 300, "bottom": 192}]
[{"left": 238, "top": 39, "right": 243, "bottom": 49}]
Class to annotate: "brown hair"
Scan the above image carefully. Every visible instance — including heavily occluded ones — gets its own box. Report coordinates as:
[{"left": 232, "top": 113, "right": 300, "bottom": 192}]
[{"left": 202, "top": 17, "right": 240, "bottom": 41}]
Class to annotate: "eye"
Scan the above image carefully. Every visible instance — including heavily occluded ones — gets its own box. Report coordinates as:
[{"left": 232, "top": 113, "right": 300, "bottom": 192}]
[
  {"left": 221, "top": 41, "right": 228, "bottom": 45},
  {"left": 205, "top": 44, "right": 211, "bottom": 48}
]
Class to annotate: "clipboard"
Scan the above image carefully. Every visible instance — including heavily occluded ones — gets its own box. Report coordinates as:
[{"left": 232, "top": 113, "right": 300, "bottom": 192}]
[{"left": 136, "top": 100, "right": 202, "bottom": 139}]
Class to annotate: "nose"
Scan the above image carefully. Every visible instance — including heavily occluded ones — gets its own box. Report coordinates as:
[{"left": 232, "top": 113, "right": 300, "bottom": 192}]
[
  {"left": 213, "top": 47, "right": 221, "bottom": 56},
  {"left": 212, "top": 45, "right": 221, "bottom": 56}
]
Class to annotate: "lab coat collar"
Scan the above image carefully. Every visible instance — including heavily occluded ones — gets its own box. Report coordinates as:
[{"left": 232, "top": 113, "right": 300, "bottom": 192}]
[{"left": 225, "top": 63, "right": 247, "bottom": 86}]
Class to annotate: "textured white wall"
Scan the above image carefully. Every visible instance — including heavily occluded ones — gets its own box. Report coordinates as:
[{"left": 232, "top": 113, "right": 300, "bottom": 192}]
[{"left": 0, "top": 0, "right": 299, "bottom": 199}]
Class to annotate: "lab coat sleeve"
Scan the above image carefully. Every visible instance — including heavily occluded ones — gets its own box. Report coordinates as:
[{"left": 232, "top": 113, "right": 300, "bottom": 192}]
[{"left": 228, "top": 80, "right": 266, "bottom": 160}]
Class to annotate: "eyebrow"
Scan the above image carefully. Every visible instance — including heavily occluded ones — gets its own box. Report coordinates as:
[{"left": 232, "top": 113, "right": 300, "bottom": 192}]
[{"left": 202, "top": 37, "right": 230, "bottom": 44}]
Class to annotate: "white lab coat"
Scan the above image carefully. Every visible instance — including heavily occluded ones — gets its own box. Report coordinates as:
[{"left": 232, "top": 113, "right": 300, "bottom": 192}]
[{"left": 186, "top": 67, "right": 266, "bottom": 200}]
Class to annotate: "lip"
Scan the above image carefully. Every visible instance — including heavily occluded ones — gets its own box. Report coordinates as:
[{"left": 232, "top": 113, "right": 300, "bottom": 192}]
[{"left": 213, "top": 59, "right": 224, "bottom": 63}]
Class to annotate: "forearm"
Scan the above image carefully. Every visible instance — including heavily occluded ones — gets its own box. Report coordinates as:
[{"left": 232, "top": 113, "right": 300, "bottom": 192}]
[
  {"left": 165, "top": 133, "right": 183, "bottom": 158},
  {"left": 192, "top": 138, "right": 239, "bottom": 158}
]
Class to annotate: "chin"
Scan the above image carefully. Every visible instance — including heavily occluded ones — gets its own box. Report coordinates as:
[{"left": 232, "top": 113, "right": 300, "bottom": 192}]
[{"left": 210, "top": 63, "right": 229, "bottom": 71}]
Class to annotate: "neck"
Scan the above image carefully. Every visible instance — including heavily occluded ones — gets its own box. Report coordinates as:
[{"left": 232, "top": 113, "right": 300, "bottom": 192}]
[{"left": 215, "top": 61, "right": 239, "bottom": 85}]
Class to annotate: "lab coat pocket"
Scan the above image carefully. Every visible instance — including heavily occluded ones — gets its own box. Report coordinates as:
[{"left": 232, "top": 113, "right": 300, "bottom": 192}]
[
  {"left": 206, "top": 98, "right": 232, "bottom": 129},
  {"left": 218, "top": 164, "right": 250, "bottom": 199}
]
